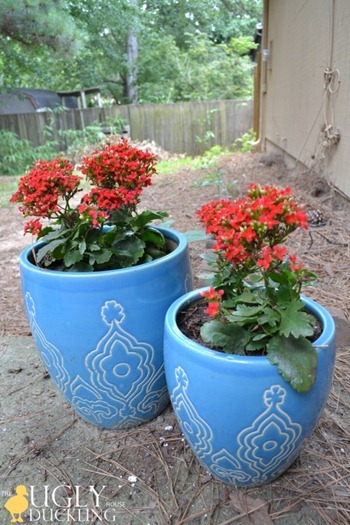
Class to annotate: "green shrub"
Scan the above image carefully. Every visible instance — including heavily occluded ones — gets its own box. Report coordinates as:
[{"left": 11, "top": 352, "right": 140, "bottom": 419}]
[
  {"left": 0, "top": 130, "right": 39, "bottom": 175},
  {"left": 232, "top": 129, "right": 256, "bottom": 153}
]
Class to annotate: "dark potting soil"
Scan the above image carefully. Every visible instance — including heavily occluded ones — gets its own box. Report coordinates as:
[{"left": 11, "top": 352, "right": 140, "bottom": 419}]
[{"left": 177, "top": 298, "right": 323, "bottom": 354}]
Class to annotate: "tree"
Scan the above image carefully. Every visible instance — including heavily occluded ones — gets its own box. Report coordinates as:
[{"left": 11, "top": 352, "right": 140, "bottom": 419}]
[
  {"left": 126, "top": 0, "right": 139, "bottom": 102},
  {"left": 0, "top": 0, "right": 263, "bottom": 103},
  {"left": 0, "top": 0, "right": 83, "bottom": 90},
  {"left": 68, "top": 0, "right": 142, "bottom": 102},
  {"left": 0, "top": 0, "right": 81, "bottom": 53},
  {"left": 142, "top": 0, "right": 262, "bottom": 44}
]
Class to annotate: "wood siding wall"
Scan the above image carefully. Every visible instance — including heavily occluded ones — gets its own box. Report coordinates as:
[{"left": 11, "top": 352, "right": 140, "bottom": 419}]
[
  {"left": 263, "top": 0, "right": 349, "bottom": 198},
  {"left": 0, "top": 99, "right": 252, "bottom": 157}
]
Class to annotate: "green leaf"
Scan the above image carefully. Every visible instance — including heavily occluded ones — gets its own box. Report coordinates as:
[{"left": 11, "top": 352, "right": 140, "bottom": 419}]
[
  {"left": 79, "top": 239, "right": 87, "bottom": 255},
  {"left": 67, "top": 262, "right": 93, "bottom": 272},
  {"left": 200, "top": 320, "right": 249, "bottom": 355},
  {"left": 133, "top": 210, "right": 168, "bottom": 228},
  {"left": 267, "top": 335, "right": 317, "bottom": 392},
  {"left": 101, "top": 227, "right": 117, "bottom": 243},
  {"left": 112, "top": 236, "right": 145, "bottom": 265},
  {"left": 109, "top": 208, "right": 130, "bottom": 227},
  {"left": 64, "top": 249, "right": 83, "bottom": 267},
  {"left": 184, "top": 230, "right": 210, "bottom": 242},
  {"left": 39, "top": 226, "right": 67, "bottom": 241},
  {"left": 199, "top": 251, "right": 217, "bottom": 263},
  {"left": 36, "top": 239, "right": 66, "bottom": 264},
  {"left": 93, "top": 249, "right": 113, "bottom": 264},
  {"left": 258, "top": 307, "right": 280, "bottom": 328},
  {"left": 229, "top": 303, "right": 266, "bottom": 320},
  {"left": 142, "top": 227, "right": 166, "bottom": 248},
  {"left": 279, "top": 300, "right": 315, "bottom": 338},
  {"left": 234, "top": 290, "right": 265, "bottom": 305},
  {"left": 246, "top": 339, "right": 268, "bottom": 352}
]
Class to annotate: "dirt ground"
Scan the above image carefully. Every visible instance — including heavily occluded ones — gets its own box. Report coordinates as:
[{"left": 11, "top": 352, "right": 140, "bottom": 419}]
[{"left": 1, "top": 151, "right": 350, "bottom": 524}]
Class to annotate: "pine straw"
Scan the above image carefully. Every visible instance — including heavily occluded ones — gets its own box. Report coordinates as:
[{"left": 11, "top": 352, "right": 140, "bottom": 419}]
[{"left": 287, "top": 213, "right": 350, "bottom": 320}]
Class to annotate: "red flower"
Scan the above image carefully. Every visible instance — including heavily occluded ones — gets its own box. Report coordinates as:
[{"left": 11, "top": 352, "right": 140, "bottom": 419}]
[
  {"left": 23, "top": 219, "right": 43, "bottom": 236},
  {"left": 272, "top": 245, "right": 287, "bottom": 261},
  {"left": 200, "top": 287, "right": 224, "bottom": 301},
  {"left": 205, "top": 301, "right": 221, "bottom": 318},
  {"left": 289, "top": 255, "right": 304, "bottom": 271}
]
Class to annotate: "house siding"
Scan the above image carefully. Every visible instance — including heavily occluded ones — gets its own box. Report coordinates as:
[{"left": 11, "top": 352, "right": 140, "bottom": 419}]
[{"left": 262, "top": 0, "right": 350, "bottom": 198}]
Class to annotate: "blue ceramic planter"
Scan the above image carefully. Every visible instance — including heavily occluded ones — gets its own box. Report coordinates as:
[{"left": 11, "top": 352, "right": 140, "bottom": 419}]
[
  {"left": 164, "top": 288, "right": 336, "bottom": 486},
  {"left": 20, "top": 227, "right": 193, "bottom": 429}
]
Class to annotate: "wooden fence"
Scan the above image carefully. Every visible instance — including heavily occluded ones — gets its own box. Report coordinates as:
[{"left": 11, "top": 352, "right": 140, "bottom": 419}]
[{"left": 0, "top": 99, "right": 253, "bottom": 156}]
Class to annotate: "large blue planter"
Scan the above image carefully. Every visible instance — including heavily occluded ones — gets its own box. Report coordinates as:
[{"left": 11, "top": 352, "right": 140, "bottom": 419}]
[
  {"left": 164, "top": 288, "right": 336, "bottom": 486},
  {"left": 20, "top": 227, "right": 193, "bottom": 429}
]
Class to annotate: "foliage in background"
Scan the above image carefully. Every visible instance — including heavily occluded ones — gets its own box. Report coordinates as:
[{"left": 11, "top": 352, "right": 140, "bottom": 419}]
[
  {"left": 232, "top": 128, "right": 256, "bottom": 152},
  {"left": 0, "top": 0, "right": 262, "bottom": 104},
  {"left": 0, "top": 0, "right": 83, "bottom": 91},
  {"left": 0, "top": 0, "right": 82, "bottom": 53},
  {"left": 137, "top": 33, "right": 256, "bottom": 103},
  {"left": 0, "top": 111, "right": 127, "bottom": 175},
  {"left": 0, "top": 124, "right": 255, "bottom": 177}
]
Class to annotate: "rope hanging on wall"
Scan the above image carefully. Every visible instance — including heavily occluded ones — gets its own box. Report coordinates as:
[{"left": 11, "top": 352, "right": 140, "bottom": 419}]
[{"left": 314, "top": 66, "right": 341, "bottom": 160}]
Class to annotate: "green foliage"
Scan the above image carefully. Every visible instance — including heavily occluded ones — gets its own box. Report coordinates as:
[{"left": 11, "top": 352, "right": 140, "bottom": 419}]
[
  {"left": 137, "top": 31, "right": 257, "bottom": 103},
  {"left": 194, "top": 146, "right": 237, "bottom": 197},
  {"left": 0, "top": 1, "right": 83, "bottom": 90},
  {"left": 200, "top": 285, "right": 318, "bottom": 393},
  {"left": 0, "top": 0, "right": 262, "bottom": 103},
  {"left": 0, "top": 131, "right": 39, "bottom": 175},
  {"left": 232, "top": 128, "right": 257, "bottom": 152},
  {"left": 156, "top": 157, "right": 198, "bottom": 174},
  {"left": 36, "top": 210, "right": 168, "bottom": 272},
  {"left": 0, "top": 0, "right": 82, "bottom": 53},
  {"left": 173, "top": 34, "right": 256, "bottom": 102},
  {"left": 195, "top": 145, "right": 228, "bottom": 168},
  {"left": 0, "top": 112, "right": 129, "bottom": 176}
]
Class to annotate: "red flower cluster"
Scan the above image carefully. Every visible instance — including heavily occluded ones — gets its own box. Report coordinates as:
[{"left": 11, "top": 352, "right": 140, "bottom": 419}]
[
  {"left": 10, "top": 158, "right": 80, "bottom": 234},
  {"left": 10, "top": 139, "right": 165, "bottom": 272},
  {"left": 197, "top": 185, "right": 318, "bottom": 393},
  {"left": 10, "top": 140, "right": 159, "bottom": 235},
  {"left": 197, "top": 184, "right": 307, "bottom": 272},
  {"left": 80, "top": 140, "right": 156, "bottom": 211},
  {"left": 200, "top": 287, "right": 224, "bottom": 317}
]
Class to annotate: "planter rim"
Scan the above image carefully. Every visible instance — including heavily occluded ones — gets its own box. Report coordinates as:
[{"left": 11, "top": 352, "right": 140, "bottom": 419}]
[
  {"left": 19, "top": 226, "right": 187, "bottom": 278},
  {"left": 165, "top": 287, "right": 336, "bottom": 366}
]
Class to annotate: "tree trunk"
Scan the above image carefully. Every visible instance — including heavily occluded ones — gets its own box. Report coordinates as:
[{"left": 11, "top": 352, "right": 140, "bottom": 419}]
[{"left": 126, "top": 0, "right": 138, "bottom": 103}]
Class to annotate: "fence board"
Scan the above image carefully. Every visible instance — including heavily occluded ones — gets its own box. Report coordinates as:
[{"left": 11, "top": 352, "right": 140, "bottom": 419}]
[{"left": 0, "top": 99, "right": 252, "bottom": 156}]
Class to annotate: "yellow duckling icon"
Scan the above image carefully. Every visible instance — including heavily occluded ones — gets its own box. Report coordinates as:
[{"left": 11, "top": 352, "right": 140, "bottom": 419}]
[{"left": 4, "top": 485, "right": 29, "bottom": 523}]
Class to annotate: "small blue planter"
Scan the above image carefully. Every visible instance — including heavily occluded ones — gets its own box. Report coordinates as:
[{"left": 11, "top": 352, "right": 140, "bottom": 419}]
[
  {"left": 164, "top": 288, "right": 336, "bottom": 486},
  {"left": 20, "top": 227, "right": 193, "bottom": 429}
]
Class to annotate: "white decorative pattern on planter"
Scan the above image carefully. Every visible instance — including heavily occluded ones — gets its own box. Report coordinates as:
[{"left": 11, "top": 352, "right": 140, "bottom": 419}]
[
  {"left": 171, "top": 366, "right": 213, "bottom": 458},
  {"left": 171, "top": 366, "right": 303, "bottom": 484},
  {"left": 25, "top": 292, "right": 168, "bottom": 428},
  {"left": 25, "top": 293, "right": 70, "bottom": 392}
]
